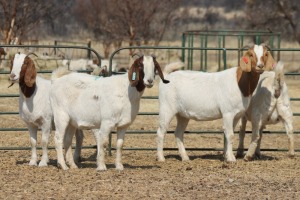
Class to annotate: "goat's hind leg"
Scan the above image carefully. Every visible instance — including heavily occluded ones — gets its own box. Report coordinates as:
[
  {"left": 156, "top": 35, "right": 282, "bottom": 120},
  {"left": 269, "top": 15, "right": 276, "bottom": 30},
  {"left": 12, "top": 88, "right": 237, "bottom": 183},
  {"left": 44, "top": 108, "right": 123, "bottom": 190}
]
[
  {"left": 175, "top": 115, "right": 190, "bottom": 161},
  {"left": 282, "top": 115, "right": 295, "bottom": 157},
  {"left": 236, "top": 116, "right": 247, "bottom": 158},
  {"left": 74, "top": 129, "right": 84, "bottom": 164},
  {"left": 54, "top": 120, "right": 69, "bottom": 170},
  {"left": 254, "top": 128, "right": 264, "bottom": 159},
  {"left": 244, "top": 122, "right": 261, "bottom": 161},
  {"left": 64, "top": 125, "right": 78, "bottom": 169}
]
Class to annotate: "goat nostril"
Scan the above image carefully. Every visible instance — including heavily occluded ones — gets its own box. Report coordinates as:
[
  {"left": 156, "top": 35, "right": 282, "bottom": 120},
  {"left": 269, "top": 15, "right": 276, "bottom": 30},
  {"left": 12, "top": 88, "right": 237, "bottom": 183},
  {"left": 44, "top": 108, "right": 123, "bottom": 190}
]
[{"left": 148, "top": 79, "right": 153, "bottom": 84}]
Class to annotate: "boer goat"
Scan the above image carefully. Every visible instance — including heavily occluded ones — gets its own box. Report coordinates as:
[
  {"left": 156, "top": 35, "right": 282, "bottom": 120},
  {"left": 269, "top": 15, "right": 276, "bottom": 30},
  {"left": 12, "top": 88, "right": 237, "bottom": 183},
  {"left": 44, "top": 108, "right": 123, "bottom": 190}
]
[
  {"left": 50, "top": 54, "right": 169, "bottom": 171},
  {"left": 156, "top": 44, "right": 276, "bottom": 162},
  {"left": 237, "top": 61, "right": 294, "bottom": 160},
  {"left": 9, "top": 53, "right": 83, "bottom": 166}
]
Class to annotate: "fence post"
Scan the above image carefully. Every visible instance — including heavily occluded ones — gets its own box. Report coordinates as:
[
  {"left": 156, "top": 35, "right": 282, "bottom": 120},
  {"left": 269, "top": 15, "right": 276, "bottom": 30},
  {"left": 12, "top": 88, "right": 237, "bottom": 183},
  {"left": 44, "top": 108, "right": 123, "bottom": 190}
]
[
  {"left": 54, "top": 40, "right": 57, "bottom": 55},
  {"left": 87, "top": 40, "right": 91, "bottom": 59},
  {"left": 181, "top": 33, "right": 186, "bottom": 63}
]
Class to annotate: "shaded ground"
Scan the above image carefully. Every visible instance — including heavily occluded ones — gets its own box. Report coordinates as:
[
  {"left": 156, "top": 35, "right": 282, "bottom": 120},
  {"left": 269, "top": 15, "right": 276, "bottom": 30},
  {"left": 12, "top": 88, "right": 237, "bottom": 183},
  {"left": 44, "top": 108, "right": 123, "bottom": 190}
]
[{"left": 0, "top": 148, "right": 299, "bottom": 199}]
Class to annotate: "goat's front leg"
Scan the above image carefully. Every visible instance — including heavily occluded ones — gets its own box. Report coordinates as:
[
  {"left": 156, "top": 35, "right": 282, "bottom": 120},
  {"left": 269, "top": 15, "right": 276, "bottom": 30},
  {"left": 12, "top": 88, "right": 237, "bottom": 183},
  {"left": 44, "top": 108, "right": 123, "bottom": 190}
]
[
  {"left": 236, "top": 116, "right": 247, "bottom": 158},
  {"left": 95, "top": 122, "right": 113, "bottom": 171},
  {"left": 115, "top": 127, "right": 127, "bottom": 171},
  {"left": 175, "top": 115, "right": 190, "bottom": 161},
  {"left": 223, "top": 114, "right": 236, "bottom": 162},
  {"left": 156, "top": 111, "right": 174, "bottom": 162},
  {"left": 27, "top": 124, "right": 39, "bottom": 166},
  {"left": 39, "top": 121, "right": 51, "bottom": 167}
]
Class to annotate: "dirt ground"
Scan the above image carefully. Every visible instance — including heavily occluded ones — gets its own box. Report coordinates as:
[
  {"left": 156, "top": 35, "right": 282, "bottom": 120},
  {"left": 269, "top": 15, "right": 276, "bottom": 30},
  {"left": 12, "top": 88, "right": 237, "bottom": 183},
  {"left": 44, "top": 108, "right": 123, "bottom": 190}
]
[{"left": 0, "top": 74, "right": 299, "bottom": 199}]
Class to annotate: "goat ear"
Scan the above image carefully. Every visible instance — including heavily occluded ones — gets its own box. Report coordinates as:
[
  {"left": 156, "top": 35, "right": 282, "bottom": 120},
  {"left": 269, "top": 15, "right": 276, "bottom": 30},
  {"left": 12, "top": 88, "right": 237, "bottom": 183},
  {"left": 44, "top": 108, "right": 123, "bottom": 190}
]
[
  {"left": 240, "top": 55, "right": 251, "bottom": 72},
  {"left": 153, "top": 58, "right": 169, "bottom": 84},
  {"left": 128, "top": 59, "right": 139, "bottom": 87},
  {"left": 24, "top": 57, "right": 37, "bottom": 87},
  {"left": 265, "top": 51, "right": 276, "bottom": 71}
]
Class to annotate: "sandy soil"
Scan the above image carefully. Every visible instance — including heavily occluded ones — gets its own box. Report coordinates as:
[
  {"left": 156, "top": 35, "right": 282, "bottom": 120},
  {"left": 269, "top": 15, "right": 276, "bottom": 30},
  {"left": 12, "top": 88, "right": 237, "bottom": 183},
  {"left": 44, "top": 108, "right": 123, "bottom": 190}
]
[{"left": 0, "top": 72, "right": 299, "bottom": 199}]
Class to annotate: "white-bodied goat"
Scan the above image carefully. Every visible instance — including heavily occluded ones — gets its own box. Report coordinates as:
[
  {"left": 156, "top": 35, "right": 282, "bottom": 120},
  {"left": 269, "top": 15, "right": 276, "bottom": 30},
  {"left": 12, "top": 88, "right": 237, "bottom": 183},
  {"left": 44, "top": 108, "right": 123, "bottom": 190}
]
[
  {"left": 236, "top": 61, "right": 294, "bottom": 160},
  {"left": 50, "top": 54, "right": 169, "bottom": 171},
  {"left": 9, "top": 53, "right": 83, "bottom": 167},
  {"left": 156, "top": 44, "right": 276, "bottom": 162},
  {"left": 62, "top": 58, "right": 99, "bottom": 71}
]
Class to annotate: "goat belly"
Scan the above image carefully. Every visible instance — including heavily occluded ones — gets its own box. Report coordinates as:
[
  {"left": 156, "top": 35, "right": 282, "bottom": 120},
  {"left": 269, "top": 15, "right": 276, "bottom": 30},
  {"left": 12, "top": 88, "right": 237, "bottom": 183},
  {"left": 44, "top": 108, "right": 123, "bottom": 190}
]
[{"left": 70, "top": 119, "right": 100, "bottom": 129}]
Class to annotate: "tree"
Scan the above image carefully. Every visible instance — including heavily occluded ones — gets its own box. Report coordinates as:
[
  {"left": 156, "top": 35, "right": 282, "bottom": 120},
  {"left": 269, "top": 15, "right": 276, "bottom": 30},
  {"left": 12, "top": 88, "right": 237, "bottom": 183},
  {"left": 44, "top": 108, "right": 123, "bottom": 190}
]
[
  {"left": 0, "top": 0, "right": 72, "bottom": 44},
  {"left": 245, "top": 0, "right": 300, "bottom": 44},
  {"left": 73, "top": 0, "right": 181, "bottom": 57}
]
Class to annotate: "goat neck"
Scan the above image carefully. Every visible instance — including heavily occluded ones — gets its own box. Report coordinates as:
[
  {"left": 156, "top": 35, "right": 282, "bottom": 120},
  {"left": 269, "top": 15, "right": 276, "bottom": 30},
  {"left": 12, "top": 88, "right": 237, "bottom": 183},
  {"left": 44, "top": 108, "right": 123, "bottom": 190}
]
[
  {"left": 236, "top": 68, "right": 260, "bottom": 97},
  {"left": 19, "top": 79, "right": 36, "bottom": 98}
]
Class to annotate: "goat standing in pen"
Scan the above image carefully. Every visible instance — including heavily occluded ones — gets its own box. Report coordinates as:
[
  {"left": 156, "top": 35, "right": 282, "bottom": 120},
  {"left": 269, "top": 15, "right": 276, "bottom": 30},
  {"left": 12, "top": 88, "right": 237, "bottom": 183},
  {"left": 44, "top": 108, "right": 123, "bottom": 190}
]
[
  {"left": 236, "top": 61, "right": 294, "bottom": 160},
  {"left": 9, "top": 53, "right": 83, "bottom": 167},
  {"left": 156, "top": 44, "right": 276, "bottom": 162},
  {"left": 50, "top": 54, "right": 170, "bottom": 171}
]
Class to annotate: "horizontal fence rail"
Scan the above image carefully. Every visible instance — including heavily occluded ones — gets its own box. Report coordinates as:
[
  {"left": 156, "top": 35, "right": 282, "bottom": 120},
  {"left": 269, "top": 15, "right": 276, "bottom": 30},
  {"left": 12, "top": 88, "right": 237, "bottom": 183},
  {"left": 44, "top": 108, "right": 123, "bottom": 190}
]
[{"left": 0, "top": 44, "right": 102, "bottom": 67}]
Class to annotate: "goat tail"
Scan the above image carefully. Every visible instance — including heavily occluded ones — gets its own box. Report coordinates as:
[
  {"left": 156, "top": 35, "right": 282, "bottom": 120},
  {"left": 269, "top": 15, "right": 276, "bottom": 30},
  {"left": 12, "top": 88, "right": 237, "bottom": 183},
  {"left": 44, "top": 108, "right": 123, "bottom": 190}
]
[
  {"left": 163, "top": 62, "right": 185, "bottom": 75},
  {"left": 273, "top": 61, "right": 285, "bottom": 98},
  {"left": 51, "top": 66, "right": 72, "bottom": 82},
  {"left": 274, "top": 61, "right": 285, "bottom": 81}
]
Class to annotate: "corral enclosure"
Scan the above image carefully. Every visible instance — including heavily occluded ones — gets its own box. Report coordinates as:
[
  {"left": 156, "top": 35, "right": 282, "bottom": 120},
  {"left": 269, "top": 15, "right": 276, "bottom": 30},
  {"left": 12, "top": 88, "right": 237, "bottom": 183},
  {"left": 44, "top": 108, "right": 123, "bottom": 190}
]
[{"left": 0, "top": 36, "right": 300, "bottom": 199}]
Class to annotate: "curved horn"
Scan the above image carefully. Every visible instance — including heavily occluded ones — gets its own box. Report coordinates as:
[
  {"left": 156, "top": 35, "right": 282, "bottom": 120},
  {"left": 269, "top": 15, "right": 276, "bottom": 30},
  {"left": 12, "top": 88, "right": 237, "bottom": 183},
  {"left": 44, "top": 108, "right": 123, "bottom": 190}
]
[
  {"left": 260, "top": 43, "right": 272, "bottom": 51},
  {"left": 150, "top": 54, "right": 156, "bottom": 59},
  {"left": 131, "top": 52, "right": 143, "bottom": 58},
  {"left": 26, "top": 52, "right": 38, "bottom": 57},
  {"left": 239, "top": 43, "right": 254, "bottom": 51}
]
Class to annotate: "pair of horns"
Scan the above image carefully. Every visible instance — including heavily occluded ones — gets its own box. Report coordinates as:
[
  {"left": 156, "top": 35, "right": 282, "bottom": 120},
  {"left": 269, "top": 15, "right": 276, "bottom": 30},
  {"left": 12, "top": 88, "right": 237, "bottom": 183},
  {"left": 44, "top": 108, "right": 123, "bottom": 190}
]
[
  {"left": 239, "top": 43, "right": 272, "bottom": 51},
  {"left": 131, "top": 52, "right": 156, "bottom": 59}
]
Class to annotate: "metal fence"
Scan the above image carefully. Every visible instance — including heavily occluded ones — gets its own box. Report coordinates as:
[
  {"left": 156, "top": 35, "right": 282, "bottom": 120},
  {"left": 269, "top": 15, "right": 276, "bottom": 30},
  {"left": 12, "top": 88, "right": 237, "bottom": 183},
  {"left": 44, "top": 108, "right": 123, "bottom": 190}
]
[
  {"left": 182, "top": 30, "right": 281, "bottom": 71},
  {"left": 0, "top": 44, "right": 299, "bottom": 155}
]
